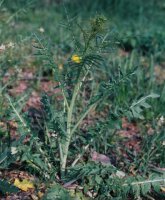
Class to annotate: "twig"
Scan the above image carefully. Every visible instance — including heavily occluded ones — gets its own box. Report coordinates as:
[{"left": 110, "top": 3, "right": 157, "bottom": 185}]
[
  {"left": 5, "top": 94, "right": 27, "bottom": 128},
  {"left": 123, "top": 178, "right": 165, "bottom": 186},
  {"left": 71, "top": 144, "right": 89, "bottom": 167}
]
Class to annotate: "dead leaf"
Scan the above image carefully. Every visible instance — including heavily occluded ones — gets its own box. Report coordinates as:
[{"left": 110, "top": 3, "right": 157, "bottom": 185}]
[
  {"left": 25, "top": 91, "right": 41, "bottom": 110},
  {"left": 14, "top": 178, "right": 34, "bottom": 192},
  {"left": 91, "top": 151, "right": 111, "bottom": 164},
  {"left": 161, "top": 187, "right": 165, "bottom": 192},
  {"left": 38, "top": 191, "right": 44, "bottom": 199},
  {"left": 9, "top": 81, "right": 28, "bottom": 95}
]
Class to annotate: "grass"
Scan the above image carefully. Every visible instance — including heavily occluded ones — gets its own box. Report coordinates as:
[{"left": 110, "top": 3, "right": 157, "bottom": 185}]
[{"left": 0, "top": 0, "right": 165, "bottom": 199}]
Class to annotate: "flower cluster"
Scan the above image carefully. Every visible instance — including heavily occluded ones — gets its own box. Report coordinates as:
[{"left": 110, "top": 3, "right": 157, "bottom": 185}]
[{"left": 0, "top": 42, "right": 14, "bottom": 52}]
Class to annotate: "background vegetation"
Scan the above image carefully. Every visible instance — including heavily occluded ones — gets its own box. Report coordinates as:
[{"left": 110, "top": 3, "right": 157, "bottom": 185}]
[{"left": 0, "top": 0, "right": 165, "bottom": 199}]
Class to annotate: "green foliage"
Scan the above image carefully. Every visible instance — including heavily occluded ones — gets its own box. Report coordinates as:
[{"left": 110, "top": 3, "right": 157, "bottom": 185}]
[
  {"left": 0, "top": 179, "right": 19, "bottom": 195},
  {"left": 42, "top": 183, "right": 73, "bottom": 200},
  {"left": 64, "top": 162, "right": 165, "bottom": 199},
  {"left": 128, "top": 93, "right": 160, "bottom": 119},
  {"left": 0, "top": 1, "right": 164, "bottom": 199}
]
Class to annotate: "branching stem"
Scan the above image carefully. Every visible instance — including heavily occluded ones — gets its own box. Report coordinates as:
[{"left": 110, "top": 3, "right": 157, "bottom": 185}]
[{"left": 60, "top": 70, "right": 91, "bottom": 174}]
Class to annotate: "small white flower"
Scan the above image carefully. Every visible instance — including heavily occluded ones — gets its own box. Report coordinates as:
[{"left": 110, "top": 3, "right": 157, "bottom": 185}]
[
  {"left": 116, "top": 170, "right": 126, "bottom": 178},
  {"left": 160, "top": 116, "right": 164, "bottom": 123},
  {"left": 44, "top": 173, "right": 50, "bottom": 179},
  {"left": 158, "top": 116, "right": 164, "bottom": 126},
  {"left": 0, "top": 44, "right": 6, "bottom": 51},
  {"left": 39, "top": 27, "right": 45, "bottom": 33},
  {"left": 7, "top": 42, "right": 14, "bottom": 48},
  {"left": 51, "top": 133, "right": 56, "bottom": 137},
  {"left": 11, "top": 147, "right": 18, "bottom": 155}
]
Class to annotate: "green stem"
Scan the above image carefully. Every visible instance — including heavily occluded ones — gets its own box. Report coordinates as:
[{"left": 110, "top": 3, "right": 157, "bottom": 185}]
[
  {"left": 60, "top": 82, "right": 80, "bottom": 173},
  {"left": 59, "top": 82, "right": 69, "bottom": 110},
  {"left": 5, "top": 94, "right": 27, "bottom": 128},
  {"left": 60, "top": 69, "right": 91, "bottom": 174},
  {"left": 71, "top": 103, "right": 97, "bottom": 135}
]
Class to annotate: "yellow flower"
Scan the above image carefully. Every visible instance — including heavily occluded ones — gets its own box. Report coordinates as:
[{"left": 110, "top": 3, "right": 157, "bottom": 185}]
[
  {"left": 71, "top": 54, "right": 82, "bottom": 64},
  {"left": 14, "top": 178, "right": 34, "bottom": 191}
]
